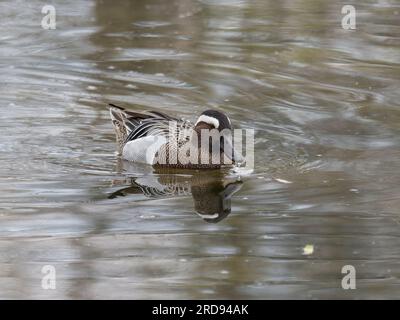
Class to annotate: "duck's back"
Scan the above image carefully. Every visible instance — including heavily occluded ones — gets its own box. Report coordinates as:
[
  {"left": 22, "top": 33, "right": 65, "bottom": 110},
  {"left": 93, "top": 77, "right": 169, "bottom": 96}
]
[{"left": 109, "top": 104, "right": 193, "bottom": 165}]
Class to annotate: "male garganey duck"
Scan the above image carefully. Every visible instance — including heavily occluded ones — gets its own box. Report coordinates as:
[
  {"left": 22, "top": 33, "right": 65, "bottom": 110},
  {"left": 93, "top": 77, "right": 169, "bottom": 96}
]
[{"left": 109, "top": 104, "right": 243, "bottom": 169}]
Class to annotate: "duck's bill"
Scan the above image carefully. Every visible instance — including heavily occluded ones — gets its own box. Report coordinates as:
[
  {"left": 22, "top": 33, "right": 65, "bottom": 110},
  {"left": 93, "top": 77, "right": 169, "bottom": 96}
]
[{"left": 221, "top": 137, "right": 245, "bottom": 165}]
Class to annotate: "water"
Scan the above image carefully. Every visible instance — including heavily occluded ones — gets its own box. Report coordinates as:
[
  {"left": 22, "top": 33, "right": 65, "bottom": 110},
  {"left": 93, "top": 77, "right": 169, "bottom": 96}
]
[{"left": 1, "top": 0, "right": 400, "bottom": 299}]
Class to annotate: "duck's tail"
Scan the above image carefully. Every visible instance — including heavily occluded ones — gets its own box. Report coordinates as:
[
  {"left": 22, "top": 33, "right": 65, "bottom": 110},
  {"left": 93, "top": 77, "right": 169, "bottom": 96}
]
[
  {"left": 108, "top": 103, "right": 187, "bottom": 156},
  {"left": 108, "top": 103, "right": 138, "bottom": 155}
]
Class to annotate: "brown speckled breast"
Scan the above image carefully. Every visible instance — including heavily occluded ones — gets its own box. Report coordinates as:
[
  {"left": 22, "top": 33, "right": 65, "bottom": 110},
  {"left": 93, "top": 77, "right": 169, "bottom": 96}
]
[{"left": 153, "top": 141, "right": 227, "bottom": 169}]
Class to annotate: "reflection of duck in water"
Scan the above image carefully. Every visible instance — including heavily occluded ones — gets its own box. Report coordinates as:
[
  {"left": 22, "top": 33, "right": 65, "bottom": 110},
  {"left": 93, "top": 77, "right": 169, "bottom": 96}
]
[{"left": 109, "top": 165, "right": 243, "bottom": 223}]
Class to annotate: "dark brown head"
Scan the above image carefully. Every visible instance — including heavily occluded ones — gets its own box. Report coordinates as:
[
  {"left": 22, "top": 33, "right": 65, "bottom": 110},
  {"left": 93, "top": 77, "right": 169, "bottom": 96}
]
[
  {"left": 194, "top": 110, "right": 232, "bottom": 131},
  {"left": 193, "top": 110, "right": 243, "bottom": 165}
]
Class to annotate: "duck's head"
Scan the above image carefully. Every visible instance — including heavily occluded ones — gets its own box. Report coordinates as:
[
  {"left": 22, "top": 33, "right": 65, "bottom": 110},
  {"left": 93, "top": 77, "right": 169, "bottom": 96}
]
[
  {"left": 193, "top": 110, "right": 243, "bottom": 165},
  {"left": 194, "top": 110, "right": 232, "bottom": 132}
]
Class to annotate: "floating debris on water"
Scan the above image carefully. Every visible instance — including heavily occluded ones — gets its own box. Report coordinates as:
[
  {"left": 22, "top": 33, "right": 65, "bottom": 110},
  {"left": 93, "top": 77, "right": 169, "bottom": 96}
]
[{"left": 302, "top": 244, "right": 314, "bottom": 256}]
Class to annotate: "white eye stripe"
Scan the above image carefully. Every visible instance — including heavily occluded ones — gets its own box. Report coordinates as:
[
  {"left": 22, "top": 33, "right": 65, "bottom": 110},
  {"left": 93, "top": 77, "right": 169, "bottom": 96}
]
[
  {"left": 195, "top": 115, "right": 220, "bottom": 128},
  {"left": 196, "top": 213, "right": 219, "bottom": 219}
]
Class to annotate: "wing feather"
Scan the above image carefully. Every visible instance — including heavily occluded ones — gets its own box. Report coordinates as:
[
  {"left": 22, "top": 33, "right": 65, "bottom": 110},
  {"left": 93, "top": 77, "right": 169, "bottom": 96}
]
[{"left": 109, "top": 103, "right": 194, "bottom": 159}]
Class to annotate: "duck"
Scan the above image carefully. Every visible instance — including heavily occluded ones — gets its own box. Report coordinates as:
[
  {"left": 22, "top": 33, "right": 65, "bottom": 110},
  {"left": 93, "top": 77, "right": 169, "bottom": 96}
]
[{"left": 109, "top": 103, "right": 244, "bottom": 169}]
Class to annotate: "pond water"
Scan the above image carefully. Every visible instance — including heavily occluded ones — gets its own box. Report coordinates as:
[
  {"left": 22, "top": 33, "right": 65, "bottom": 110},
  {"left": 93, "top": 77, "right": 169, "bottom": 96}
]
[{"left": 1, "top": 0, "right": 399, "bottom": 299}]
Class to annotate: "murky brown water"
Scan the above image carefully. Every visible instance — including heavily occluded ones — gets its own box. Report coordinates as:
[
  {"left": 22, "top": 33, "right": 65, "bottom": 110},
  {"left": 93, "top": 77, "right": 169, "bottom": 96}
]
[{"left": 1, "top": 0, "right": 400, "bottom": 299}]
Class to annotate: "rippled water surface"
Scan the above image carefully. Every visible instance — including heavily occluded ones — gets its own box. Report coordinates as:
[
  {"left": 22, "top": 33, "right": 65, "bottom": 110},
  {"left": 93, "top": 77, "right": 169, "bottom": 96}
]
[{"left": 1, "top": 0, "right": 400, "bottom": 299}]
